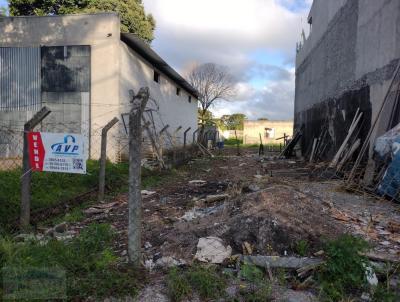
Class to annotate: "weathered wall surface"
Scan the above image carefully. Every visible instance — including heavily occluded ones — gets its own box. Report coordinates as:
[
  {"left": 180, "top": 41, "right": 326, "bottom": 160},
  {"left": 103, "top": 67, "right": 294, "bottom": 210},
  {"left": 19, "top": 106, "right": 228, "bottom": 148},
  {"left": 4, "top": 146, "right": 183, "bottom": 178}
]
[
  {"left": 295, "top": 0, "right": 400, "bottom": 158},
  {"left": 0, "top": 13, "right": 121, "bottom": 160},
  {"left": 119, "top": 41, "right": 198, "bottom": 158},
  {"left": 243, "top": 120, "right": 293, "bottom": 145}
]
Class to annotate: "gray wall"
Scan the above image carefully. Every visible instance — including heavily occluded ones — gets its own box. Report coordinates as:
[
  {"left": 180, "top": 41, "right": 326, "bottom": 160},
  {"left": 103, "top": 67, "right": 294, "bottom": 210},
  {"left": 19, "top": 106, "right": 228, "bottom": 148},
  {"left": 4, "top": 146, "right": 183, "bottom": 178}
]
[{"left": 295, "top": 0, "right": 400, "bottom": 157}]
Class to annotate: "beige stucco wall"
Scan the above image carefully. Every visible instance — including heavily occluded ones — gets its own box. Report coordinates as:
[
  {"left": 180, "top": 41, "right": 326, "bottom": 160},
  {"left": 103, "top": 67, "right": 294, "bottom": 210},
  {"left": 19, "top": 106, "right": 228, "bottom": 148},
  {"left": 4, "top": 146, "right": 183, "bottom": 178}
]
[
  {"left": 243, "top": 120, "right": 293, "bottom": 145},
  {"left": 119, "top": 41, "right": 198, "bottom": 158}
]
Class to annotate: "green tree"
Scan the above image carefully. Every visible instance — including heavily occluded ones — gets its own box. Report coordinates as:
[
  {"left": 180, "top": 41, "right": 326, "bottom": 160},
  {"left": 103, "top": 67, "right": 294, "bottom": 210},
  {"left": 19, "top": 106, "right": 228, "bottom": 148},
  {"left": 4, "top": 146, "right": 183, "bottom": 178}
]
[
  {"left": 219, "top": 113, "right": 246, "bottom": 130},
  {"left": 8, "top": 0, "right": 155, "bottom": 43},
  {"left": 0, "top": 6, "right": 7, "bottom": 15},
  {"left": 198, "top": 108, "right": 214, "bottom": 127}
]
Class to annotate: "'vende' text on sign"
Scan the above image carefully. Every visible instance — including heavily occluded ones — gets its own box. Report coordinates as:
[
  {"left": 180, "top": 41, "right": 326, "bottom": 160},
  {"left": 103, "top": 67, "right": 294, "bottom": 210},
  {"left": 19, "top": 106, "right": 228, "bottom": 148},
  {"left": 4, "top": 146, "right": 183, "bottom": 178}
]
[{"left": 27, "top": 132, "right": 87, "bottom": 174}]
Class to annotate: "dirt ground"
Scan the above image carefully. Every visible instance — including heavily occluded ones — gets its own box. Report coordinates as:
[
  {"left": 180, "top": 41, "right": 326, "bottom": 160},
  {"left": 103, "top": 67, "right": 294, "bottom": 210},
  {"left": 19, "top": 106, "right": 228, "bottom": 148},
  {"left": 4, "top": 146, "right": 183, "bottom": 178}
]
[{"left": 65, "top": 147, "right": 400, "bottom": 300}]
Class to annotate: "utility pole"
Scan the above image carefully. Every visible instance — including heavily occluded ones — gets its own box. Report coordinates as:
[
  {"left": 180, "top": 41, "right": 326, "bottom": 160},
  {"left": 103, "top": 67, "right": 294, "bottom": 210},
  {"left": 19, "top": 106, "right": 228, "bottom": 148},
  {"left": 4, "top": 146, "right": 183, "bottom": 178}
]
[{"left": 128, "top": 87, "right": 149, "bottom": 266}]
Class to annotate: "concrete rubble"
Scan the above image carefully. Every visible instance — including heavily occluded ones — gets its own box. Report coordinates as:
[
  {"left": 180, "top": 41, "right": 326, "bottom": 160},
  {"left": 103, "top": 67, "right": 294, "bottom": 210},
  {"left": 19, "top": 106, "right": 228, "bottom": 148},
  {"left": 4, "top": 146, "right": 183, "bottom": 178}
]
[{"left": 194, "top": 237, "right": 232, "bottom": 264}]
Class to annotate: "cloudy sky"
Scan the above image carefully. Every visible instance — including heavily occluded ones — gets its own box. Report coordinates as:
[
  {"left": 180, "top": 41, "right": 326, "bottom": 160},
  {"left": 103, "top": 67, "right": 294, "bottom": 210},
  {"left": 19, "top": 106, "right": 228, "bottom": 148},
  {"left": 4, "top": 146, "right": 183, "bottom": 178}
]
[
  {"left": 143, "top": 0, "right": 312, "bottom": 120},
  {"left": 0, "top": 0, "right": 312, "bottom": 120}
]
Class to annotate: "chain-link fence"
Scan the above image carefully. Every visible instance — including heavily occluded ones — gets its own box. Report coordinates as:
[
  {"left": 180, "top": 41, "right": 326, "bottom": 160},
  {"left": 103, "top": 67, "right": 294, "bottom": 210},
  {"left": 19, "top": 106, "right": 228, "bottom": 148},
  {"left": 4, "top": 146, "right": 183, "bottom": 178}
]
[{"left": 0, "top": 106, "right": 200, "bottom": 233}]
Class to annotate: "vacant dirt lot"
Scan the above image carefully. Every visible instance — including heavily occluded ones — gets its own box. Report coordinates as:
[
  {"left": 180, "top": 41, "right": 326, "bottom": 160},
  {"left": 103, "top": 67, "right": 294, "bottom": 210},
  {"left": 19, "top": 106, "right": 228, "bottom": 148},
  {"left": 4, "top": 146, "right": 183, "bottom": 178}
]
[{"left": 55, "top": 147, "right": 400, "bottom": 300}]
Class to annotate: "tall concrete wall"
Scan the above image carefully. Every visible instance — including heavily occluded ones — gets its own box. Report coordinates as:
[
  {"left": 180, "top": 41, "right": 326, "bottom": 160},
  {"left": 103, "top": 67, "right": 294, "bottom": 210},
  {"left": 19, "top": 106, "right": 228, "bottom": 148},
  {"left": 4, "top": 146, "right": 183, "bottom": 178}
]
[
  {"left": 243, "top": 120, "right": 293, "bottom": 145},
  {"left": 295, "top": 0, "right": 400, "bottom": 158},
  {"left": 119, "top": 41, "right": 198, "bottom": 158}
]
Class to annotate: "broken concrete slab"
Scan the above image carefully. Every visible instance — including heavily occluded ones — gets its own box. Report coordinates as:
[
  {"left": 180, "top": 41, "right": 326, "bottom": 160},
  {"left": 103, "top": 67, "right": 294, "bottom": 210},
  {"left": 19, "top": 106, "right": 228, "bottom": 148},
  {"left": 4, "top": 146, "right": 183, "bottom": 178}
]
[
  {"left": 194, "top": 237, "right": 232, "bottom": 264},
  {"left": 241, "top": 255, "right": 323, "bottom": 269}
]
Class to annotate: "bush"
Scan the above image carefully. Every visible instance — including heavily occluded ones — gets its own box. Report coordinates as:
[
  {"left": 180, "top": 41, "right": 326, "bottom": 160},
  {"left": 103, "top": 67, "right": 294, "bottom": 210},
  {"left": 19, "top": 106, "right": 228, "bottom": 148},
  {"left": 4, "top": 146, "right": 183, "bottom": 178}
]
[
  {"left": 318, "top": 235, "right": 370, "bottom": 301},
  {"left": 224, "top": 138, "right": 243, "bottom": 146}
]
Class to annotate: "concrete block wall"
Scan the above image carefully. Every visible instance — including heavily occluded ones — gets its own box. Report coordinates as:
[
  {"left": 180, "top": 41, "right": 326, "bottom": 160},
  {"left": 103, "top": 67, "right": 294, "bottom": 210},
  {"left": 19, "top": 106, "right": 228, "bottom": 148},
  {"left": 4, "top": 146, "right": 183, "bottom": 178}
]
[{"left": 295, "top": 0, "right": 400, "bottom": 158}]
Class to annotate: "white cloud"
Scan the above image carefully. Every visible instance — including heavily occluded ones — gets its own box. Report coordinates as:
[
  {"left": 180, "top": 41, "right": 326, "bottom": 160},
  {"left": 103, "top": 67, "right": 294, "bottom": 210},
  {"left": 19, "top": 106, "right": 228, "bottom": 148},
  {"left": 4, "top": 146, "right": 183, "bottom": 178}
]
[{"left": 143, "top": 0, "right": 311, "bottom": 120}]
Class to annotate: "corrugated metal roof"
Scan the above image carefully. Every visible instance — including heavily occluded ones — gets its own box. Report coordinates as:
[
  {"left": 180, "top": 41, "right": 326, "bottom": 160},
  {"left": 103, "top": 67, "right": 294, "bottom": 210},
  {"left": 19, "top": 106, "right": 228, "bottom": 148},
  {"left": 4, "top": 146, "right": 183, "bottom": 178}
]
[{"left": 121, "top": 33, "right": 200, "bottom": 99}]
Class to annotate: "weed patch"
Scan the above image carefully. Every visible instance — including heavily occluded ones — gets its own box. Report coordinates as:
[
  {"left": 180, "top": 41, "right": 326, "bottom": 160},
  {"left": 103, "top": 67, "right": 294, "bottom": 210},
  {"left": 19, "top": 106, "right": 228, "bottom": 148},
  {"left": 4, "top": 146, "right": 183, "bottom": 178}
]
[
  {"left": 294, "top": 239, "right": 310, "bottom": 256},
  {"left": 0, "top": 223, "right": 138, "bottom": 300},
  {"left": 167, "top": 265, "right": 225, "bottom": 301},
  {"left": 317, "top": 235, "right": 370, "bottom": 301},
  {"left": 167, "top": 267, "right": 192, "bottom": 302}
]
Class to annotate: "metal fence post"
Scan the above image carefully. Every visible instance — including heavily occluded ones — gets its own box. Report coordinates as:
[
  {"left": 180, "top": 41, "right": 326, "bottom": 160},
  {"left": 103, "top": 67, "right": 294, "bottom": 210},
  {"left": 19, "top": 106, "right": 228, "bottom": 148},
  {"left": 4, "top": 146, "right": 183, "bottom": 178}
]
[
  {"left": 98, "top": 117, "right": 119, "bottom": 202},
  {"left": 20, "top": 106, "right": 51, "bottom": 229},
  {"left": 183, "top": 127, "right": 191, "bottom": 147},
  {"left": 192, "top": 128, "right": 199, "bottom": 143},
  {"left": 128, "top": 87, "right": 149, "bottom": 266}
]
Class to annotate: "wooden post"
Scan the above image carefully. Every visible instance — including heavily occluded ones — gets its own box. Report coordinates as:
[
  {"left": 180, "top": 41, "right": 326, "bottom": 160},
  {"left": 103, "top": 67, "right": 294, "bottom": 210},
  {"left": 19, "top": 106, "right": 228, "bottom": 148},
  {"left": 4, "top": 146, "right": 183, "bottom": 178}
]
[
  {"left": 98, "top": 117, "right": 119, "bottom": 202},
  {"left": 128, "top": 87, "right": 149, "bottom": 266},
  {"left": 183, "top": 127, "right": 191, "bottom": 147},
  {"left": 235, "top": 130, "right": 240, "bottom": 155},
  {"left": 20, "top": 106, "right": 51, "bottom": 229}
]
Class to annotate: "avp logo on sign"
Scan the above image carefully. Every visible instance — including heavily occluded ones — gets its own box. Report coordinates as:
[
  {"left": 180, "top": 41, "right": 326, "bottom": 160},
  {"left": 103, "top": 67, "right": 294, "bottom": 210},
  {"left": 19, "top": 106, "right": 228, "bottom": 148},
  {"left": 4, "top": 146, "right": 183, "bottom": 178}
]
[{"left": 51, "top": 135, "right": 79, "bottom": 155}]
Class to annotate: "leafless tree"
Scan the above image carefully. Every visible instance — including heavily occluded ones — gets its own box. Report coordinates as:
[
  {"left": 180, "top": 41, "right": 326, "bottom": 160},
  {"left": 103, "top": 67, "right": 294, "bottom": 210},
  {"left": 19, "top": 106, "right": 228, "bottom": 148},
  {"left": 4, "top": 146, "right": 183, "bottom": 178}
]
[{"left": 188, "top": 63, "right": 235, "bottom": 127}]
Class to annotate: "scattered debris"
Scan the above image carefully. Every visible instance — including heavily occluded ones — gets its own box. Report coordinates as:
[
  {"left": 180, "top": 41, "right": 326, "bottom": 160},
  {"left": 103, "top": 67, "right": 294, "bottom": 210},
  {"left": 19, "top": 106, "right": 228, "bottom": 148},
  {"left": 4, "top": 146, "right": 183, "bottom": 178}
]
[
  {"left": 54, "top": 222, "right": 68, "bottom": 233},
  {"left": 155, "top": 256, "right": 186, "bottom": 269},
  {"left": 194, "top": 237, "right": 232, "bottom": 264},
  {"left": 141, "top": 190, "right": 157, "bottom": 197},
  {"left": 205, "top": 194, "right": 229, "bottom": 203},
  {"left": 188, "top": 179, "right": 207, "bottom": 185},
  {"left": 83, "top": 207, "right": 105, "bottom": 216},
  {"left": 364, "top": 265, "right": 378, "bottom": 287}
]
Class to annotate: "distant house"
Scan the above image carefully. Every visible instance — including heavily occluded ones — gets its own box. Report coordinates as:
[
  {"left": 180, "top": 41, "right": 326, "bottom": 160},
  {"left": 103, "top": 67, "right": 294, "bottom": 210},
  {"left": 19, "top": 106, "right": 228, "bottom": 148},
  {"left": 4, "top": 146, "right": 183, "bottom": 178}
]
[
  {"left": 0, "top": 13, "right": 199, "bottom": 161},
  {"left": 243, "top": 120, "right": 293, "bottom": 145}
]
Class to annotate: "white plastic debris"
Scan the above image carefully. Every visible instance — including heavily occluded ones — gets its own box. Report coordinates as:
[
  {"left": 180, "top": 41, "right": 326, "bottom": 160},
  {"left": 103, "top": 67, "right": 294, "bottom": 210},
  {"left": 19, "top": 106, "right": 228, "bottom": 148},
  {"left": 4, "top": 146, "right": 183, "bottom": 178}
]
[
  {"left": 194, "top": 237, "right": 232, "bottom": 264},
  {"left": 155, "top": 256, "right": 186, "bottom": 269},
  {"left": 189, "top": 180, "right": 207, "bottom": 185},
  {"left": 141, "top": 190, "right": 156, "bottom": 197},
  {"left": 364, "top": 265, "right": 378, "bottom": 287},
  {"left": 180, "top": 208, "right": 205, "bottom": 221}
]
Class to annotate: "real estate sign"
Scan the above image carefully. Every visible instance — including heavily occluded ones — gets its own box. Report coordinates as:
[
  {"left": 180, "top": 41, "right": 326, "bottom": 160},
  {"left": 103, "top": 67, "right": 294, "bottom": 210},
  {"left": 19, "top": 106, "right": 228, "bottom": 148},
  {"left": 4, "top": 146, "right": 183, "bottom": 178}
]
[{"left": 27, "top": 132, "right": 87, "bottom": 174}]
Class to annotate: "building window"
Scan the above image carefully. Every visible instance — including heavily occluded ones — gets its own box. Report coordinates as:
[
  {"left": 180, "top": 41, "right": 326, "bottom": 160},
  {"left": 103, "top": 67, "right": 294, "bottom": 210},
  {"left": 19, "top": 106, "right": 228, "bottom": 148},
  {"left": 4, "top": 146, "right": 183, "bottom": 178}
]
[
  {"left": 188, "top": 95, "right": 192, "bottom": 103},
  {"left": 308, "top": 16, "right": 313, "bottom": 33},
  {"left": 153, "top": 71, "right": 160, "bottom": 83},
  {"left": 176, "top": 87, "right": 181, "bottom": 96},
  {"left": 265, "top": 128, "right": 275, "bottom": 139}
]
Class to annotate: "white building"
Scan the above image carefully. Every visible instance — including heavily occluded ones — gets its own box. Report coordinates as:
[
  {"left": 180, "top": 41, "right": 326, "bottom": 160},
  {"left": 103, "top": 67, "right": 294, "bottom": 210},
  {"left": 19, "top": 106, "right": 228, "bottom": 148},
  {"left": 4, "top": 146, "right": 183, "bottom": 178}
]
[{"left": 0, "top": 13, "right": 199, "bottom": 161}]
